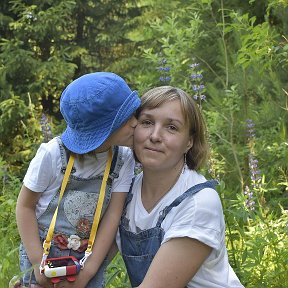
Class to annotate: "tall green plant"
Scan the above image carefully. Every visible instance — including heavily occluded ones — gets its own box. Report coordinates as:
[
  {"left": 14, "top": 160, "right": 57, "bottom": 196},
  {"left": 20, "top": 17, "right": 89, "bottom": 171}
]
[{"left": 0, "top": 157, "right": 21, "bottom": 287}]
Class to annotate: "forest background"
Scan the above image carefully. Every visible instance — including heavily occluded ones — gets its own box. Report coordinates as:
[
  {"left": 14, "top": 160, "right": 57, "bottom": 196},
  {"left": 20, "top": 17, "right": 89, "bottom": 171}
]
[{"left": 0, "top": 0, "right": 287, "bottom": 287}]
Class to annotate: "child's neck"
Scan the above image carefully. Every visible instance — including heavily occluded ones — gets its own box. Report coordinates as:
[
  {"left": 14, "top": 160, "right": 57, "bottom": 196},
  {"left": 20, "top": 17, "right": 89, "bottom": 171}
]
[{"left": 94, "top": 144, "right": 111, "bottom": 153}]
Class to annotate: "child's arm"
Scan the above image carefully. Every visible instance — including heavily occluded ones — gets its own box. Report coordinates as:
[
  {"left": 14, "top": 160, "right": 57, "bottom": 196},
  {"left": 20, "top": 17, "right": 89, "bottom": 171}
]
[
  {"left": 16, "top": 185, "right": 52, "bottom": 287},
  {"left": 107, "top": 240, "right": 119, "bottom": 263},
  {"left": 61, "top": 191, "right": 127, "bottom": 287}
]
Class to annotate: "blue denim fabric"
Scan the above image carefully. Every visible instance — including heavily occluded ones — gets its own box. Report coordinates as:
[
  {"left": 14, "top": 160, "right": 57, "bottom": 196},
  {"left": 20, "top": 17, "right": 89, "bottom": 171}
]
[
  {"left": 119, "top": 180, "right": 218, "bottom": 287},
  {"left": 19, "top": 138, "right": 123, "bottom": 287}
]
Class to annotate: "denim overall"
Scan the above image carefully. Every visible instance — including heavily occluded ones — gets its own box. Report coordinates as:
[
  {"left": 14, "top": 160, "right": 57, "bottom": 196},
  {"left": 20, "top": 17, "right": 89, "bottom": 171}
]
[
  {"left": 20, "top": 137, "right": 124, "bottom": 287},
  {"left": 119, "top": 180, "right": 218, "bottom": 287}
]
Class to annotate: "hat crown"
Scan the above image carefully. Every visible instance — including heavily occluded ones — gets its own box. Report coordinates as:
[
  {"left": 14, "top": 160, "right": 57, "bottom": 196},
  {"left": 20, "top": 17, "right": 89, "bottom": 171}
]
[{"left": 60, "top": 72, "right": 133, "bottom": 131}]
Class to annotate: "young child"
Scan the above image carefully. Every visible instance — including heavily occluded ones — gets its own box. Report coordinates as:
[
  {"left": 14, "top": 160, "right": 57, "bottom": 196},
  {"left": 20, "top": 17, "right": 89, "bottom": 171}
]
[{"left": 16, "top": 72, "right": 141, "bottom": 288}]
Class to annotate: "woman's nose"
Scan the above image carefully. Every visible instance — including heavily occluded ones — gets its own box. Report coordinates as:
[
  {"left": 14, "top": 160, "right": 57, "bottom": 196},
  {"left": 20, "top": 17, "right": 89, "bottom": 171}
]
[{"left": 149, "top": 126, "right": 161, "bottom": 142}]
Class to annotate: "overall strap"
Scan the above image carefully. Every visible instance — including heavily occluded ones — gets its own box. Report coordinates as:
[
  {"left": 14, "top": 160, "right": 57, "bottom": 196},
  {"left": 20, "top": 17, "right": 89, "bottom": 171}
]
[
  {"left": 56, "top": 136, "right": 76, "bottom": 174},
  {"left": 156, "top": 180, "right": 218, "bottom": 227},
  {"left": 109, "top": 146, "right": 119, "bottom": 178}
]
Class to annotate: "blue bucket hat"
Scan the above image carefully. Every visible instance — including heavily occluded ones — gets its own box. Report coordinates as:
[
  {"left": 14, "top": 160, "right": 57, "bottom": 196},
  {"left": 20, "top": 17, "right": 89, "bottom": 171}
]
[{"left": 60, "top": 72, "right": 140, "bottom": 154}]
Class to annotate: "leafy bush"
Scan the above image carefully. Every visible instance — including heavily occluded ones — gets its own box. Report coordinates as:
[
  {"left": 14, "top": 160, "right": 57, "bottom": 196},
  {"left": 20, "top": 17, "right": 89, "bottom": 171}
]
[
  {"left": 1, "top": 0, "right": 287, "bottom": 287},
  {"left": 0, "top": 157, "right": 21, "bottom": 286}
]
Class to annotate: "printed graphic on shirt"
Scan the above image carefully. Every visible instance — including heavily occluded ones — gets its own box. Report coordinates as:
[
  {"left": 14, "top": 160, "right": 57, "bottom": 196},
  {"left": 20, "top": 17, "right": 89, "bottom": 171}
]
[{"left": 63, "top": 190, "right": 98, "bottom": 238}]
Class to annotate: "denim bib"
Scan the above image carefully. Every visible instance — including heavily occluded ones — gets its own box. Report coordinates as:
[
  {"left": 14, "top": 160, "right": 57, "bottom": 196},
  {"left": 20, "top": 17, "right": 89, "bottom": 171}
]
[
  {"left": 20, "top": 137, "right": 124, "bottom": 287},
  {"left": 119, "top": 180, "right": 218, "bottom": 287}
]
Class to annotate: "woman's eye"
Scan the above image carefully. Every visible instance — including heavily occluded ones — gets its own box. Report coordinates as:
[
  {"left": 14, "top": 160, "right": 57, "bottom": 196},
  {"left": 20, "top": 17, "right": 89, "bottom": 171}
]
[
  {"left": 139, "top": 119, "right": 152, "bottom": 126},
  {"left": 167, "top": 125, "right": 177, "bottom": 131}
]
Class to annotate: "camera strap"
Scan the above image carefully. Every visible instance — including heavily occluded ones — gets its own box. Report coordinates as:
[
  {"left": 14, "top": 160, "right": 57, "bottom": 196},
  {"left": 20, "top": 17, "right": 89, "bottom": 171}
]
[
  {"left": 40, "top": 148, "right": 113, "bottom": 272},
  {"left": 80, "top": 148, "right": 112, "bottom": 267}
]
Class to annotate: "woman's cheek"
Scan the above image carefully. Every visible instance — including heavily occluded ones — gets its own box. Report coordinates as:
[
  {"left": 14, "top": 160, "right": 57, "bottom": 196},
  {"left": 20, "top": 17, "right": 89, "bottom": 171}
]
[{"left": 134, "top": 127, "right": 145, "bottom": 142}]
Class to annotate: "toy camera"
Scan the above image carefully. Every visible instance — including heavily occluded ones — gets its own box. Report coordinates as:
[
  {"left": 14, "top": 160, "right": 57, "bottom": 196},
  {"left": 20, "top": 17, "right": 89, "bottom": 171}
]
[{"left": 43, "top": 256, "right": 81, "bottom": 283}]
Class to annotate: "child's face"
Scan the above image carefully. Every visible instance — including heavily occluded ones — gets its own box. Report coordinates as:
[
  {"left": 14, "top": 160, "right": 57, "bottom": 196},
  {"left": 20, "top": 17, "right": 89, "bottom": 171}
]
[{"left": 102, "top": 116, "right": 138, "bottom": 148}]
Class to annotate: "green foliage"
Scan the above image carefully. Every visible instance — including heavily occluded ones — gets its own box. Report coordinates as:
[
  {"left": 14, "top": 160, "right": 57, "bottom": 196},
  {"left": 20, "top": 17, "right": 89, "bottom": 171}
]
[
  {"left": 0, "top": 157, "right": 21, "bottom": 286},
  {"left": 106, "top": 253, "right": 131, "bottom": 288},
  {"left": 0, "top": 94, "right": 42, "bottom": 174}
]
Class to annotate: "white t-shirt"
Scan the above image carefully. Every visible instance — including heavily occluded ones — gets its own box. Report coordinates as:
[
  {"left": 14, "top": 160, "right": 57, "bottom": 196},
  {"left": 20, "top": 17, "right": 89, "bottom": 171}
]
[
  {"left": 23, "top": 137, "right": 135, "bottom": 218},
  {"left": 117, "top": 168, "right": 244, "bottom": 288}
]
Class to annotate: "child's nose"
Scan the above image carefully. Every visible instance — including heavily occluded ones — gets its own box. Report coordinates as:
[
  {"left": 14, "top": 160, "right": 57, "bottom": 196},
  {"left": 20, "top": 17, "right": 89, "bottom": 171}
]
[{"left": 130, "top": 116, "right": 138, "bottom": 128}]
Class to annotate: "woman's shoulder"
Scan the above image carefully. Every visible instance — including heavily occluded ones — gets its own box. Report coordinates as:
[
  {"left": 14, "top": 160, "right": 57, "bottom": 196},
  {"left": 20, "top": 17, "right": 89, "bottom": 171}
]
[
  {"left": 185, "top": 170, "right": 221, "bottom": 205},
  {"left": 171, "top": 170, "right": 223, "bottom": 224}
]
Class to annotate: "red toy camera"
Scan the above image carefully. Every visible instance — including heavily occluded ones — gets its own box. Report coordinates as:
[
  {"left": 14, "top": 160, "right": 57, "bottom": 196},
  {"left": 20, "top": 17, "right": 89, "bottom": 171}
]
[{"left": 43, "top": 256, "right": 81, "bottom": 284}]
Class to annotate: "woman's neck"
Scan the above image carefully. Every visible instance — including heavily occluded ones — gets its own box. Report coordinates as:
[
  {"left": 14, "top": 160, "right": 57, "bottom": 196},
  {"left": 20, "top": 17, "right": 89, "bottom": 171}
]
[{"left": 141, "top": 162, "right": 184, "bottom": 212}]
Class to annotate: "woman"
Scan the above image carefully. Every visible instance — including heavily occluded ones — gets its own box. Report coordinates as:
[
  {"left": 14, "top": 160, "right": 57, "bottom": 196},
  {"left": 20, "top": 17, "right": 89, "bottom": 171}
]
[{"left": 117, "top": 86, "right": 244, "bottom": 287}]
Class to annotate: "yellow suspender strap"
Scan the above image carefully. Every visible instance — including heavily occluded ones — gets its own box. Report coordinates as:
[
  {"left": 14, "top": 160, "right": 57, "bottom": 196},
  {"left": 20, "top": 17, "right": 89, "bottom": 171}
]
[{"left": 80, "top": 148, "right": 112, "bottom": 267}]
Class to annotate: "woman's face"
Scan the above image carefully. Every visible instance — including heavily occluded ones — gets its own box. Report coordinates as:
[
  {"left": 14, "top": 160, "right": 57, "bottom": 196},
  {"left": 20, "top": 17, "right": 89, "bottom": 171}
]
[{"left": 134, "top": 99, "right": 193, "bottom": 172}]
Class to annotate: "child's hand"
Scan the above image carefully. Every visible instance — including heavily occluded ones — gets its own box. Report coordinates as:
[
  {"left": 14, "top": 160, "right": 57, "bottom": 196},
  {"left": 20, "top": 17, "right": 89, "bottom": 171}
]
[
  {"left": 55, "top": 269, "right": 92, "bottom": 288},
  {"left": 34, "top": 267, "right": 54, "bottom": 288}
]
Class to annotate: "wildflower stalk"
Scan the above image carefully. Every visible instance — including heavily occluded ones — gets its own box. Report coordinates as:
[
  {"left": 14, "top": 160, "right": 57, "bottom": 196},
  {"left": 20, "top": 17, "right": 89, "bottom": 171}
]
[
  {"left": 244, "top": 119, "right": 263, "bottom": 215},
  {"left": 40, "top": 113, "right": 53, "bottom": 143},
  {"left": 189, "top": 62, "right": 206, "bottom": 109},
  {"left": 158, "top": 55, "right": 171, "bottom": 83}
]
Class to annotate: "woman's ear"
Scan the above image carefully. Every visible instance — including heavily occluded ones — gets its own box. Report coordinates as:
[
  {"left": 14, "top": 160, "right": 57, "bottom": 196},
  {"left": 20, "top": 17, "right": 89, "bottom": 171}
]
[{"left": 186, "top": 137, "right": 193, "bottom": 152}]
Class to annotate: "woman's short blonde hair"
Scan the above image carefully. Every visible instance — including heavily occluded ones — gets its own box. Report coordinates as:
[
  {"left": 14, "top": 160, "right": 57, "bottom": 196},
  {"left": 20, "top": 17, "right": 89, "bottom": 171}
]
[{"left": 136, "top": 86, "right": 209, "bottom": 170}]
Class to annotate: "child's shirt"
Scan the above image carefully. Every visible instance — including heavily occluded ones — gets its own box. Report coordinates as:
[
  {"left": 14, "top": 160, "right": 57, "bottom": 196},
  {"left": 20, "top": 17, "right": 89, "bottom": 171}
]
[{"left": 23, "top": 137, "right": 135, "bottom": 218}]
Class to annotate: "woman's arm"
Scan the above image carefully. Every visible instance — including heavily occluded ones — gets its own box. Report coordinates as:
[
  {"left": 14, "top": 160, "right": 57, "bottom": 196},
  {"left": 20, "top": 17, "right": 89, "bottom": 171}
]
[
  {"left": 16, "top": 185, "right": 52, "bottom": 287},
  {"left": 138, "top": 237, "right": 212, "bottom": 288},
  {"left": 63, "top": 192, "right": 127, "bottom": 287}
]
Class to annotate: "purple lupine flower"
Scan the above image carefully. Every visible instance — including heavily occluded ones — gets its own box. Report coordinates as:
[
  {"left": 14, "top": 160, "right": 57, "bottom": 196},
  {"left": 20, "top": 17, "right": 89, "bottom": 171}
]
[
  {"left": 189, "top": 63, "right": 200, "bottom": 68},
  {"left": 190, "top": 73, "right": 203, "bottom": 79},
  {"left": 40, "top": 113, "right": 53, "bottom": 143},
  {"left": 243, "top": 185, "right": 256, "bottom": 211},
  {"left": 189, "top": 63, "right": 206, "bottom": 108},
  {"left": 246, "top": 119, "right": 262, "bottom": 188},
  {"left": 159, "top": 76, "right": 171, "bottom": 82},
  {"left": 246, "top": 119, "right": 256, "bottom": 140},
  {"left": 192, "top": 84, "right": 205, "bottom": 92},
  {"left": 243, "top": 118, "right": 262, "bottom": 213},
  {"left": 158, "top": 67, "right": 171, "bottom": 72},
  {"left": 249, "top": 155, "right": 262, "bottom": 188},
  {"left": 158, "top": 56, "right": 171, "bottom": 83}
]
